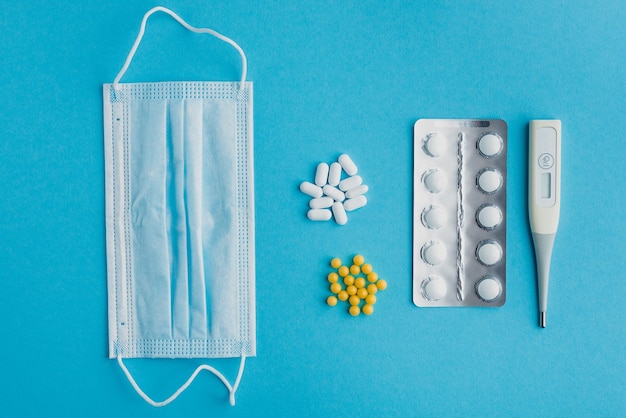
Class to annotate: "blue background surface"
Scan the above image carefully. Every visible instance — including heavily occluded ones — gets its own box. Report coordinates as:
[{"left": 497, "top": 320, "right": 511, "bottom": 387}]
[{"left": 1, "top": 1, "right": 625, "bottom": 416}]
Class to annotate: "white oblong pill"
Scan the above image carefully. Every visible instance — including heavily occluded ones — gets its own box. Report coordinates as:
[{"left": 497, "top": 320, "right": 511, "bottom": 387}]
[
  {"left": 328, "top": 162, "right": 342, "bottom": 186},
  {"left": 476, "top": 204, "right": 502, "bottom": 230},
  {"left": 300, "top": 181, "right": 323, "bottom": 198},
  {"left": 423, "top": 132, "right": 447, "bottom": 157},
  {"left": 476, "top": 240, "right": 502, "bottom": 266},
  {"left": 338, "top": 175, "right": 362, "bottom": 192},
  {"left": 423, "top": 169, "right": 447, "bottom": 193},
  {"left": 422, "top": 241, "right": 446, "bottom": 265},
  {"left": 307, "top": 209, "right": 332, "bottom": 221},
  {"left": 315, "top": 162, "right": 329, "bottom": 186},
  {"left": 344, "top": 195, "right": 367, "bottom": 212},
  {"left": 345, "top": 184, "right": 368, "bottom": 199},
  {"left": 422, "top": 205, "right": 447, "bottom": 229},
  {"left": 322, "top": 184, "right": 345, "bottom": 202},
  {"left": 309, "top": 196, "right": 334, "bottom": 209},
  {"left": 477, "top": 133, "right": 503, "bottom": 157},
  {"left": 477, "top": 169, "right": 502, "bottom": 194},
  {"left": 423, "top": 276, "right": 447, "bottom": 301},
  {"left": 476, "top": 276, "right": 502, "bottom": 302},
  {"left": 331, "top": 202, "right": 348, "bottom": 225},
  {"left": 338, "top": 154, "right": 358, "bottom": 176}
]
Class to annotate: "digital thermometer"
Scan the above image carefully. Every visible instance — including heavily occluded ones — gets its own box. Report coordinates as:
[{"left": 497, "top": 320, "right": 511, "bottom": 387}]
[{"left": 529, "top": 120, "right": 561, "bottom": 328}]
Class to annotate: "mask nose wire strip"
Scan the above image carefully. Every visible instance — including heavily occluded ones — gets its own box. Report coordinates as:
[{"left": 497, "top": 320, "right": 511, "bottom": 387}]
[
  {"left": 117, "top": 354, "right": 247, "bottom": 407},
  {"left": 112, "top": 5, "right": 247, "bottom": 91}
]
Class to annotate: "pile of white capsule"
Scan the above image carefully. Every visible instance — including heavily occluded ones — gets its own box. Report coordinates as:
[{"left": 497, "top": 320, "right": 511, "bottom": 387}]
[{"left": 299, "top": 154, "right": 368, "bottom": 225}]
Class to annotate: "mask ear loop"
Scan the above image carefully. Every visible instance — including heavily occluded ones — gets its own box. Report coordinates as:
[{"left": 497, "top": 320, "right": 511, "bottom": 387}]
[
  {"left": 112, "top": 6, "right": 247, "bottom": 92},
  {"left": 117, "top": 354, "right": 247, "bottom": 407}
]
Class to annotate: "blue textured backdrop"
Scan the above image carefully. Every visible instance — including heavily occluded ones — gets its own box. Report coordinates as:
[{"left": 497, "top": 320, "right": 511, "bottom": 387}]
[{"left": 1, "top": 1, "right": 625, "bottom": 416}]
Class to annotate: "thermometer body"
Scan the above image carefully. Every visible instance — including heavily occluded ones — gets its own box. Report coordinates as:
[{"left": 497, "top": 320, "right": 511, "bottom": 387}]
[{"left": 529, "top": 120, "right": 561, "bottom": 328}]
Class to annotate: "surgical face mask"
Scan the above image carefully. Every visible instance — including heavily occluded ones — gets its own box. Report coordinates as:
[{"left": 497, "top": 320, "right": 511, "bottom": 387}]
[{"left": 103, "top": 6, "right": 255, "bottom": 407}]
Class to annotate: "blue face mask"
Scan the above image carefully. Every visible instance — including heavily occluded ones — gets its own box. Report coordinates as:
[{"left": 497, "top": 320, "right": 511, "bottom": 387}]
[{"left": 103, "top": 6, "right": 255, "bottom": 407}]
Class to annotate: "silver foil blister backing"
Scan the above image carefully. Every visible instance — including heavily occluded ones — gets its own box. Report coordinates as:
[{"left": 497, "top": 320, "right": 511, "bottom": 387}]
[{"left": 413, "top": 119, "right": 507, "bottom": 307}]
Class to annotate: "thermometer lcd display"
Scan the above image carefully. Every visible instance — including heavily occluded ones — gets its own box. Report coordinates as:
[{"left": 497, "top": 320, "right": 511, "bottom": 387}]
[{"left": 541, "top": 173, "right": 551, "bottom": 199}]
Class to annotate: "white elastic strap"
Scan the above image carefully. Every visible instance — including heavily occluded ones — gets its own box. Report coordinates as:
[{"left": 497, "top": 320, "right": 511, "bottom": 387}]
[
  {"left": 113, "top": 6, "right": 247, "bottom": 90},
  {"left": 117, "top": 354, "right": 247, "bottom": 407}
]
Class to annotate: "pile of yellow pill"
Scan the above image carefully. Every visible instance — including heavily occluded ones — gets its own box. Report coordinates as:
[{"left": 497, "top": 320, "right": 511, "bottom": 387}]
[{"left": 326, "top": 254, "right": 387, "bottom": 316}]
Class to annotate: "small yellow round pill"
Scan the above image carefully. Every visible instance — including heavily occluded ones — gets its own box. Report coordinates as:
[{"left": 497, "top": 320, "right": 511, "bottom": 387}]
[
  {"left": 327, "top": 272, "right": 339, "bottom": 283},
  {"left": 327, "top": 296, "right": 338, "bottom": 306},
  {"left": 367, "top": 284, "right": 378, "bottom": 295},
  {"left": 349, "top": 295, "right": 360, "bottom": 306},
  {"left": 343, "top": 275, "right": 355, "bottom": 286},
  {"left": 353, "top": 254, "right": 365, "bottom": 266},
  {"left": 361, "top": 263, "right": 373, "bottom": 274},
  {"left": 355, "top": 277, "right": 366, "bottom": 288},
  {"left": 349, "top": 305, "right": 361, "bottom": 316},
  {"left": 330, "top": 282, "right": 342, "bottom": 294},
  {"left": 376, "top": 279, "right": 388, "bottom": 290},
  {"left": 338, "top": 266, "right": 349, "bottom": 277},
  {"left": 331, "top": 258, "right": 342, "bottom": 269},
  {"left": 338, "top": 290, "right": 349, "bottom": 301},
  {"left": 346, "top": 285, "right": 357, "bottom": 295},
  {"left": 357, "top": 287, "right": 368, "bottom": 299},
  {"left": 362, "top": 304, "right": 374, "bottom": 315},
  {"left": 367, "top": 272, "right": 378, "bottom": 282},
  {"left": 350, "top": 264, "right": 361, "bottom": 275},
  {"left": 365, "top": 294, "right": 376, "bottom": 305}
]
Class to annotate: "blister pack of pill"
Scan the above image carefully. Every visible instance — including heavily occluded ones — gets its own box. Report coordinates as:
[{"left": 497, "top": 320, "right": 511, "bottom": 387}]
[{"left": 413, "top": 119, "right": 507, "bottom": 307}]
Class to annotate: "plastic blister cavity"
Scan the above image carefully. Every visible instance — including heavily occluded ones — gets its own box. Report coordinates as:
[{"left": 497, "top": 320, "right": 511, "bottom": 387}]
[{"left": 413, "top": 119, "right": 507, "bottom": 307}]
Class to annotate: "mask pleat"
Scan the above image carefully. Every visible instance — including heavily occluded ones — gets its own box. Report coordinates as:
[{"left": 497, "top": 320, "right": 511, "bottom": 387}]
[
  {"left": 184, "top": 99, "right": 209, "bottom": 339},
  {"left": 130, "top": 99, "right": 172, "bottom": 340},
  {"left": 202, "top": 99, "right": 239, "bottom": 340},
  {"left": 168, "top": 99, "right": 190, "bottom": 339}
]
